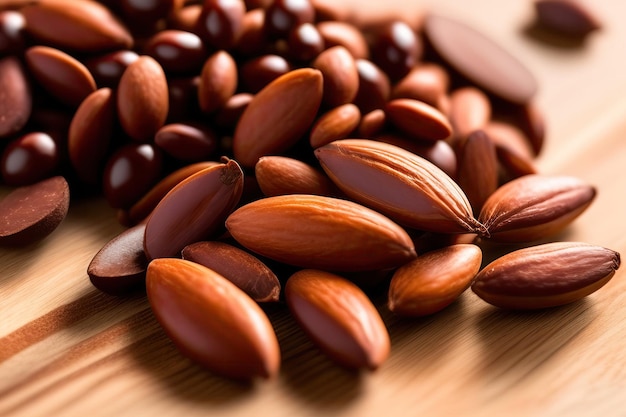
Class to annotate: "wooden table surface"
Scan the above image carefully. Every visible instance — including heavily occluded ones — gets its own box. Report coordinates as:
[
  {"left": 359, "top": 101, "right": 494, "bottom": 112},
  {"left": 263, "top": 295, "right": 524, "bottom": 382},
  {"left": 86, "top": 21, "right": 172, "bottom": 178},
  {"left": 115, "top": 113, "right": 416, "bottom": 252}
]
[{"left": 3, "top": 1, "right": 626, "bottom": 416}]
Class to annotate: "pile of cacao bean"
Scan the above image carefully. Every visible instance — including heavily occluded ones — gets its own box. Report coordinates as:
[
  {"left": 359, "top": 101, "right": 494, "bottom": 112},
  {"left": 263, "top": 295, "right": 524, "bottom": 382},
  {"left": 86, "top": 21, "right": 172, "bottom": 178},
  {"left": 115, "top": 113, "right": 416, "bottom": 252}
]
[{"left": 0, "top": 0, "right": 618, "bottom": 381}]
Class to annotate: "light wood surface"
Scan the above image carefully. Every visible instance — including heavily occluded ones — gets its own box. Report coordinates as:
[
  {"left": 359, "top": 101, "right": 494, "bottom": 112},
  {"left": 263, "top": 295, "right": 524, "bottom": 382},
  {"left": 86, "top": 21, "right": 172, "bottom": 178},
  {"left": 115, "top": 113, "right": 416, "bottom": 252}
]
[{"left": 3, "top": 1, "right": 626, "bottom": 416}]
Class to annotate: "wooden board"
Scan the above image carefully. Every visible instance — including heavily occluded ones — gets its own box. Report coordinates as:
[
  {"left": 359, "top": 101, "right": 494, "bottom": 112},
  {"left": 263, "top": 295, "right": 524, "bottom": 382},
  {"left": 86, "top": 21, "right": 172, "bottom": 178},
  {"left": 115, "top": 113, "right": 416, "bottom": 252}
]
[{"left": 3, "top": 1, "right": 626, "bottom": 416}]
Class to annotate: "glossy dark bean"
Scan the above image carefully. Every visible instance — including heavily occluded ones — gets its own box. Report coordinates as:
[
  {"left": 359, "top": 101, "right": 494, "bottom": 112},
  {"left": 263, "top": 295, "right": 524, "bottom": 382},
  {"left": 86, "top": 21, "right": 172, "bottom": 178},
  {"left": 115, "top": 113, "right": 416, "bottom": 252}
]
[
  {"left": 0, "top": 10, "right": 26, "bottom": 55},
  {"left": 312, "top": 45, "right": 358, "bottom": 107},
  {"left": 0, "top": 176, "right": 69, "bottom": 246},
  {"left": 265, "top": 0, "right": 315, "bottom": 38},
  {"left": 240, "top": 54, "right": 292, "bottom": 93},
  {"left": 353, "top": 59, "right": 390, "bottom": 114},
  {"left": 287, "top": 23, "right": 324, "bottom": 61},
  {"left": 102, "top": 143, "right": 164, "bottom": 209},
  {"left": 1, "top": 132, "right": 59, "bottom": 186},
  {"left": 84, "top": 50, "right": 139, "bottom": 89},
  {"left": 370, "top": 20, "right": 422, "bottom": 81},
  {"left": 167, "top": 76, "right": 201, "bottom": 122},
  {"left": 154, "top": 123, "right": 218, "bottom": 161},
  {"left": 88, "top": 224, "right": 149, "bottom": 296},
  {"left": 195, "top": 0, "right": 245, "bottom": 50},
  {"left": 143, "top": 30, "right": 206, "bottom": 74},
  {"left": 391, "top": 63, "right": 450, "bottom": 109}
]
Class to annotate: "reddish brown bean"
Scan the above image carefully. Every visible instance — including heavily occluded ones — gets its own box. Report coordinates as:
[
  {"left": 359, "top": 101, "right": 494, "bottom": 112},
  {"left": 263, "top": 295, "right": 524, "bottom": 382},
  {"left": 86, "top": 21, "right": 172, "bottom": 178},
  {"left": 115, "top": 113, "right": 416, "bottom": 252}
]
[
  {"left": 67, "top": 88, "right": 115, "bottom": 184},
  {"left": 456, "top": 130, "right": 498, "bottom": 214},
  {"left": 154, "top": 123, "right": 218, "bottom": 161},
  {"left": 385, "top": 98, "right": 452, "bottom": 142},
  {"left": 353, "top": 59, "right": 390, "bottom": 114},
  {"left": 21, "top": 0, "right": 133, "bottom": 52},
  {"left": 235, "top": 8, "right": 268, "bottom": 57},
  {"left": 357, "top": 109, "right": 387, "bottom": 138},
  {"left": 240, "top": 54, "right": 291, "bottom": 93},
  {"left": 255, "top": 155, "right": 339, "bottom": 197},
  {"left": 143, "top": 30, "right": 206, "bottom": 74},
  {"left": 310, "top": 103, "right": 360, "bottom": 148},
  {"left": 0, "top": 56, "right": 31, "bottom": 138},
  {"left": 117, "top": 55, "right": 169, "bottom": 142},
  {"left": 168, "top": 4, "right": 202, "bottom": 33},
  {"left": 25, "top": 45, "right": 96, "bottom": 107},
  {"left": 448, "top": 87, "right": 492, "bottom": 142},
  {"left": 391, "top": 63, "right": 450, "bottom": 110},
  {"left": 143, "top": 159, "right": 244, "bottom": 260},
  {"left": 198, "top": 50, "right": 238, "bottom": 113},
  {"left": 312, "top": 45, "right": 358, "bottom": 108}
]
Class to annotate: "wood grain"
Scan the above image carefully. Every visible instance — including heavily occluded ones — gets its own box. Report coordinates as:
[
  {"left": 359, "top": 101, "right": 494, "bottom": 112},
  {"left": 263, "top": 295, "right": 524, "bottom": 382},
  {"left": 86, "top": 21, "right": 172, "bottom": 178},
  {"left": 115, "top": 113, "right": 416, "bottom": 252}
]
[{"left": 3, "top": 1, "right": 626, "bottom": 416}]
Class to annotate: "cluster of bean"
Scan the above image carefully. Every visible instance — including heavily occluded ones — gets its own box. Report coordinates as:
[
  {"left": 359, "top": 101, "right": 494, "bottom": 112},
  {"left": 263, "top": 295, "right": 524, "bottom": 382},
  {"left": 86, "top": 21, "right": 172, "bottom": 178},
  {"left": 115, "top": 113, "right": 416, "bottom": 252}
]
[
  {"left": 1, "top": 0, "right": 614, "bottom": 380},
  {"left": 0, "top": 0, "right": 543, "bottom": 210}
]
